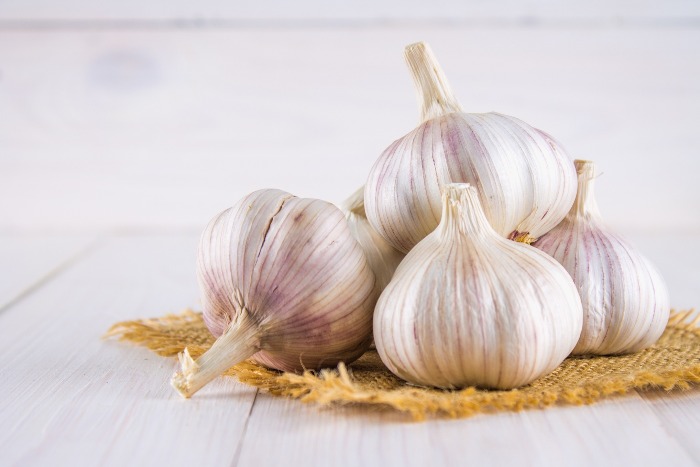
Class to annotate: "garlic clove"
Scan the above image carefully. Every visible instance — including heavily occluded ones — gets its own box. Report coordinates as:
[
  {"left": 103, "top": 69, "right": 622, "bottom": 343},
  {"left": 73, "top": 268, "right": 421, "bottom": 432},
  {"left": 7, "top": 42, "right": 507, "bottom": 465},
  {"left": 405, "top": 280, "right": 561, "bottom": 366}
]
[
  {"left": 533, "top": 160, "right": 670, "bottom": 355},
  {"left": 173, "top": 189, "right": 378, "bottom": 398},
  {"left": 339, "top": 187, "right": 405, "bottom": 291},
  {"left": 365, "top": 42, "right": 577, "bottom": 253},
  {"left": 373, "top": 183, "right": 583, "bottom": 390}
]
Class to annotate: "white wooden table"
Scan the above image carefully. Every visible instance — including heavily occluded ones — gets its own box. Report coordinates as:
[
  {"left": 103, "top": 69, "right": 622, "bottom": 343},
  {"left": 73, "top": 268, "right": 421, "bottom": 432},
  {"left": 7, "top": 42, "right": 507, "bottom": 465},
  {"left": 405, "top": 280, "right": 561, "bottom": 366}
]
[
  {"left": 1, "top": 233, "right": 699, "bottom": 466},
  {"left": 2, "top": 3, "right": 700, "bottom": 465}
]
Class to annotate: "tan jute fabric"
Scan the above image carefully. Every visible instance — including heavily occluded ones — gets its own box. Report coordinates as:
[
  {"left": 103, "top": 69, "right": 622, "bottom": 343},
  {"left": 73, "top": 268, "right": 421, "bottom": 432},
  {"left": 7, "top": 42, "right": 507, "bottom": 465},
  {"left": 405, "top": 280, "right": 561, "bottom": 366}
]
[{"left": 105, "top": 309, "right": 700, "bottom": 420}]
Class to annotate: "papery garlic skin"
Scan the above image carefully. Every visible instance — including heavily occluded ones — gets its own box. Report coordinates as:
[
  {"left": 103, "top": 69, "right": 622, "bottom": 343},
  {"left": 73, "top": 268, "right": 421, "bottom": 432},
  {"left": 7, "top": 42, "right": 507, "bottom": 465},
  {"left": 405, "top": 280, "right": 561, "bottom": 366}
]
[
  {"left": 174, "top": 189, "right": 378, "bottom": 397},
  {"left": 365, "top": 42, "right": 576, "bottom": 253},
  {"left": 198, "top": 189, "right": 377, "bottom": 369},
  {"left": 374, "top": 183, "right": 583, "bottom": 390},
  {"left": 533, "top": 160, "right": 670, "bottom": 355},
  {"left": 340, "top": 187, "right": 405, "bottom": 291}
]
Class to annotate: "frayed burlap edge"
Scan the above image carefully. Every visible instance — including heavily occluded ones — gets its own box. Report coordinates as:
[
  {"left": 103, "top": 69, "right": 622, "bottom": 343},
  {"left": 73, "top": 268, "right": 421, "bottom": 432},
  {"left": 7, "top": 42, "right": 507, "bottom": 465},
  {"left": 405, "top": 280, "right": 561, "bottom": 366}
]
[{"left": 105, "top": 309, "right": 700, "bottom": 421}]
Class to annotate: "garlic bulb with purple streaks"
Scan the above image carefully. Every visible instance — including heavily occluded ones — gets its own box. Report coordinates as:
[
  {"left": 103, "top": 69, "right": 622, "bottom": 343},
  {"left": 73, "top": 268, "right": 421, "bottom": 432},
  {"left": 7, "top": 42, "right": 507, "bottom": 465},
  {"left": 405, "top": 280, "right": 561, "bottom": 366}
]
[
  {"left": 374, "top": 183, "right": 583, "bottom": 389},
  {"left": 340, "top": 187, "right": 405, "bottom": 291},
  {"left": 365, "top": 42, "right": 577, "bottom": 253},
  {"left": 533, "top": 160, "right": 670, "bottom": 355},
  {"left": 172, "top": 189, "right": 378, "bottom": 398}
]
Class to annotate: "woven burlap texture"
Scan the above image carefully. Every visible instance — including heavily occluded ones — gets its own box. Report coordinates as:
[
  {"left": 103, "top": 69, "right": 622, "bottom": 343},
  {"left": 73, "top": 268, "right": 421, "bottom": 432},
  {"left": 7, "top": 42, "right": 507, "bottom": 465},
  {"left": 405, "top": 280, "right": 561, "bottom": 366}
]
[{"left": 106, "top": 309, "right": 700, "bottom": 420}]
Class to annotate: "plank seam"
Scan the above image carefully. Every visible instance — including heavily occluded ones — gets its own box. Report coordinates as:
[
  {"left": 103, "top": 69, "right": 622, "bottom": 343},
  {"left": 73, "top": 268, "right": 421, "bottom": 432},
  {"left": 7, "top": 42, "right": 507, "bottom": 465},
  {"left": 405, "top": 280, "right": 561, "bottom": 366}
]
[
  {"left": 231, "top": 388, "right": 259, "bottom": 467},
  {"left": 0, "top": 236, "right": 105, "bottom": 316}
]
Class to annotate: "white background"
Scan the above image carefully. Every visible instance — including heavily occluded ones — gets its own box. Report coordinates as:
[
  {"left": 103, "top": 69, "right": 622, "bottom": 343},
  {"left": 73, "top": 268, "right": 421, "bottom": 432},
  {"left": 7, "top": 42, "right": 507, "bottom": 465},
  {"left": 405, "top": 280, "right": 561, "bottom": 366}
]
[{"left": 1, "top": 1, "right": 698, "bottom": 235}]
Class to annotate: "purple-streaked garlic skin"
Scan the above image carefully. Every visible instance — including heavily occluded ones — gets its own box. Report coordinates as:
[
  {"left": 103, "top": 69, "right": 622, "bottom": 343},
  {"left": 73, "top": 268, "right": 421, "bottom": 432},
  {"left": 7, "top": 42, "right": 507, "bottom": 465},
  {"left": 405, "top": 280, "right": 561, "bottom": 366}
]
[
  {"left": 197, "top": 188, "right": 378, "bottom": 372},
  {"left": 373, "top": 183, "right": 583, "bottom": 390},
  {"left": 533, "top": 160, "right": 670, "bottom": 355},
  {"left": 364, "top": 42, "right": 577, "bottom": 254},
  {"left": 365, "top": 113, "right": 577, "bottom": 252}
]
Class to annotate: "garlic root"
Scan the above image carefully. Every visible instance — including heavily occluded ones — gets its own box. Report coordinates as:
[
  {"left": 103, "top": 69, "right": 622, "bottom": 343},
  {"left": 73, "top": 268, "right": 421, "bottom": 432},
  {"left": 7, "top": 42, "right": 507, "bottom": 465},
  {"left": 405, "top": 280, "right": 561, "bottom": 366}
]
[{"left": 171, "top": 309, "right": 260, "bottom": 398}]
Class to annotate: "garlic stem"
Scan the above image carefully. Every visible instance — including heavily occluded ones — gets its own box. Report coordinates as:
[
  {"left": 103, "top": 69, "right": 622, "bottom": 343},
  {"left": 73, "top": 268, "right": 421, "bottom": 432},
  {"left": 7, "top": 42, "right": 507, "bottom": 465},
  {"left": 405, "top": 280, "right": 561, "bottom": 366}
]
[
  {"left": 171, "top": 310, "right": 260, "bottom": 398},
  {"left": 404, "top": 42, "right": 463, "bottom": 122},
  {"left": 440, "top": 183, "right": 491, "bottom": 237},
  {"left": 572, "top": 159, "right": 602, "bottom": 219}
]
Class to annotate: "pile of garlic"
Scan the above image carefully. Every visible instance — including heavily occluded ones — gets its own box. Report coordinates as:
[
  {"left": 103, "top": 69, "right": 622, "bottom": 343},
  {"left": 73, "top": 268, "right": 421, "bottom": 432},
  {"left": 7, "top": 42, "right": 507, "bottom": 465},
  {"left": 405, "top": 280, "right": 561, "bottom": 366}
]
[{"left": 171, "top": 42, "right": 670, "bottom": 398}]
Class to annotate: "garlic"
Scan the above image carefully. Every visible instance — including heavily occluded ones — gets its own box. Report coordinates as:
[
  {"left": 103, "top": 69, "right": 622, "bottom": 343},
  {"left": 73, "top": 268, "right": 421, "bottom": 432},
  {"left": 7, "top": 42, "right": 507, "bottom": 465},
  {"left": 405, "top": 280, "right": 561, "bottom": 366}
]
[
  {"left": 172, "top": 189, "right": 378, "bottom": 398},
  {"left": 533, "top": 160, "right": 670, "bottom": 355},
  {"left": 365, "top": 42, "right": 577, "bottom": 253},
  {"left": 340, "top": 187, "right": 405, "bottom": 290},
  {"left": 373, "top": 183, "right": 583, "bottom": 390}
]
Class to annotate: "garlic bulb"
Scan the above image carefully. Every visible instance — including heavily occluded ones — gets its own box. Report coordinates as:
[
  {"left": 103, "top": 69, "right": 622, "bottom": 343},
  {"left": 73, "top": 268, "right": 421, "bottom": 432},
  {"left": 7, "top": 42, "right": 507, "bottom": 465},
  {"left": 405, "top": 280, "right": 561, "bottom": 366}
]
[
  {"left": 374, "top": 183, "right": 583, "bottom": 390},
  {"left": 172, "top": 189, "right": 378, "bottom": 398},
  {"left": 365, "top": 42, "right": 577, "bottom": 253},
  {"left": 533, "top": 160, "right": 670, "bottom": 355},
  {"left": 340, "top": 187, "right": 405, "bottom": 290}
]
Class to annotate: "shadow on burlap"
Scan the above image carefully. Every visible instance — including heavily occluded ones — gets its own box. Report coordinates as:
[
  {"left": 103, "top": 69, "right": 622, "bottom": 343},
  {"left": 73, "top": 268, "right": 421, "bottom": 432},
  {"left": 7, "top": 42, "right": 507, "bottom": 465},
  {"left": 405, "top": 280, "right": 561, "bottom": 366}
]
[{"left": 105, "top": 309, "right": 700, "bottom": 421}]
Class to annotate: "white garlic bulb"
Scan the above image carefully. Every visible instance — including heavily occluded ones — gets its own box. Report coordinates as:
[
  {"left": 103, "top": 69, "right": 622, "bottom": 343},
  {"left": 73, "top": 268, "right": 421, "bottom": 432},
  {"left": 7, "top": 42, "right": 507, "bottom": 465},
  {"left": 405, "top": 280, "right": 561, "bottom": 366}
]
[
  {"left": 533, "top": 160, "right": 670, "bottom": 355},
  {"left": 374, "top": 183, "right": 583, "bottom": 389},
  {"left": 172, "top": 189, "right": 378, "bottom": 398},
  {"left": 340, "top": 187, "right": 405, "bottom": 290},
  {"left": 365, "top": 42, "right": 577, "bottom": 253}
]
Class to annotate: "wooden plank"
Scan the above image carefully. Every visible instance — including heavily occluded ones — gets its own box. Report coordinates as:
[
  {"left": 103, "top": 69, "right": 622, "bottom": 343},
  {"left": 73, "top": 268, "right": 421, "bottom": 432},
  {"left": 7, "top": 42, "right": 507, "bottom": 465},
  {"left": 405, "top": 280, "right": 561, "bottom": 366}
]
[
  {"left": 0, "top": 28, "right": 698, "bottom": 234},
  {"left": 630, "top": 233, "right": 700, "bottom": 462},
  {"left": 0, "top": 234, "right": 258, "bottom": 466},
  {"left": 236, "top": 393, "right": 696, "bottom": 467},
  {"left": 0, "top": 233, "right": 698, "bottom": 465},
  {"left": 0, "top": 235, "right": 95, "bottom": 309},
  {"left": 0, "top": 0, "right": 697, "bottom": 22},
  {"left": 639, "top": 390, "right": 700, "bottom": 465}
]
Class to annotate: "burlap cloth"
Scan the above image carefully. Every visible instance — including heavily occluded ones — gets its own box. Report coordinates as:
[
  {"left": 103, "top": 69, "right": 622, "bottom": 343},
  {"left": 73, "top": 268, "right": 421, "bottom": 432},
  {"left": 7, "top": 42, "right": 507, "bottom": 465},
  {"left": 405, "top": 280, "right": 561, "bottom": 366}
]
[{"left": 106, "top": 309, "right": 700, "bottom": 420}]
